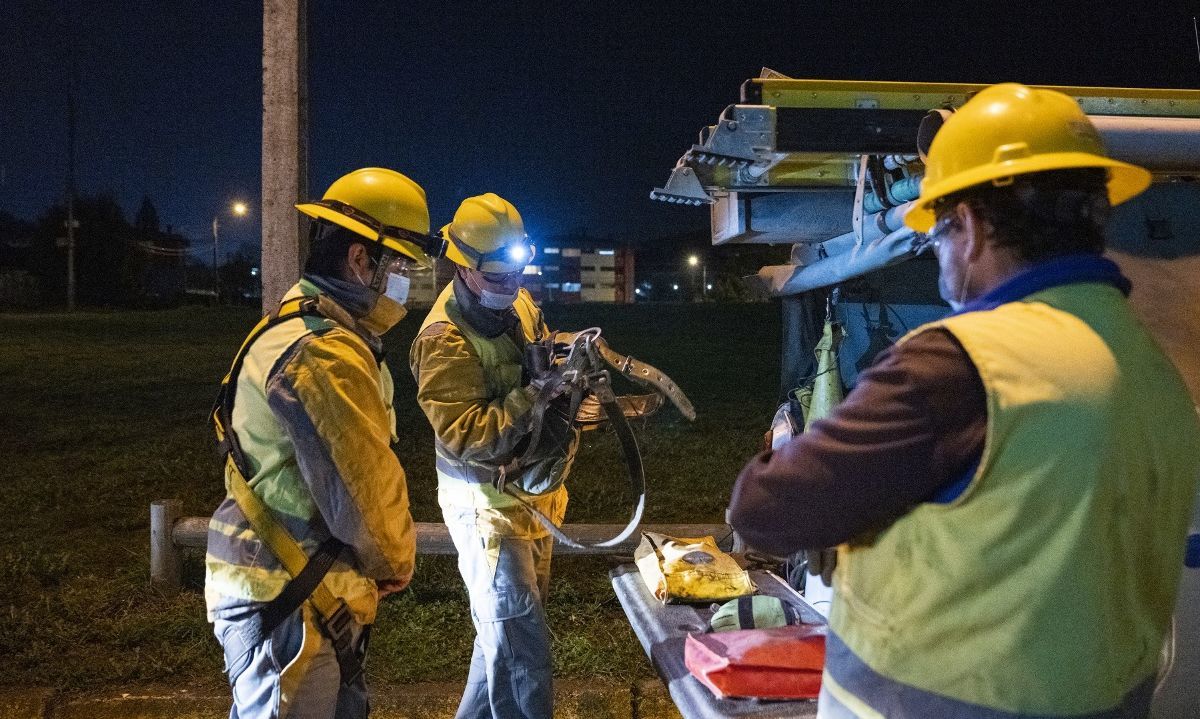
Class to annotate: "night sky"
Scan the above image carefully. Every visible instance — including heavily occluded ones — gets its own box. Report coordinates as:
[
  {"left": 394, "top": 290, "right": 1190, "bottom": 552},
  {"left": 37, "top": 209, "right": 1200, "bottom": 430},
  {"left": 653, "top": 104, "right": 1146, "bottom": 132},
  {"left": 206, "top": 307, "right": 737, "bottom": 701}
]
[{"left": 2, "top": 1, "right": 1198, "bottom": 263}]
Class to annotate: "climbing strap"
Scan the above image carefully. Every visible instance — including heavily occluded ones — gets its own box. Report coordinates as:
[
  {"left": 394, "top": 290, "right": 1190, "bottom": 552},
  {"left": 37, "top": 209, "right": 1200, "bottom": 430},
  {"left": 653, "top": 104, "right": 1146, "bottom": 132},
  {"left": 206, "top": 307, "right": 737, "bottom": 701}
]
[
  {"left": 495, "top": 329, "right": 694, "bottom": 550},
  {"left": 212, "top": 295, "right": 365, "bottom": 687}
]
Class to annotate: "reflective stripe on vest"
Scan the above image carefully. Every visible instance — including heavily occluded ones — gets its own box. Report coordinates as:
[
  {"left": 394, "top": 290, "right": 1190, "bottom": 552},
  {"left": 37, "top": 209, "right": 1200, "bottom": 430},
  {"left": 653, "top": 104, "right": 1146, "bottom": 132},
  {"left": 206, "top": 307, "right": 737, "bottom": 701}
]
[
  {"left": 829, "top": 282, "right": 1200, "bottom": 715},
  {"left": 820, "top": 631, "right": 1156, "bottom": 719}
]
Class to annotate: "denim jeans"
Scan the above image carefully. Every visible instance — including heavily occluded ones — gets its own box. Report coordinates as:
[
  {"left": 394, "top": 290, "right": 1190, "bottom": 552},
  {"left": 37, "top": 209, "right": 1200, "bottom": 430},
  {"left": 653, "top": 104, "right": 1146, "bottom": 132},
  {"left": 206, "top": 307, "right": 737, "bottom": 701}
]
[
  {"left": 214, "top": 605, "right": 369, "bottom": 719},
  {"left": 444, "top": 506, "right": 554, "bottom": 719}
]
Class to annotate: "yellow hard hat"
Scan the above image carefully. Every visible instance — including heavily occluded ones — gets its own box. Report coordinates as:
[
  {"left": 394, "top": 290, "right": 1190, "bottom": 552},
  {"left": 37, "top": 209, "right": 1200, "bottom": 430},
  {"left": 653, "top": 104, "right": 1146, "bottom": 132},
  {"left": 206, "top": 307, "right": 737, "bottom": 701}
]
[
  {"left": 443, "top": 193, "right": 534, "bottom": 274},
  {"left": 296, "top": 167, "right": 445, "bottom": 268},
  {"left": 905, "top": 83, "right": 1151, "bottom": 233}
]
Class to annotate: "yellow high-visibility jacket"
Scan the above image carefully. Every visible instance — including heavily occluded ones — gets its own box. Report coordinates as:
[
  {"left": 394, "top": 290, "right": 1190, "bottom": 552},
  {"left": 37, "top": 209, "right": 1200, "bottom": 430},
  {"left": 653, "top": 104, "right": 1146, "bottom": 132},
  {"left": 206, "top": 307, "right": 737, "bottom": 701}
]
[
  {"left": 205, "top": 279, "right": 416, "bottom": 626},
  {"left": 409, "top": 283, "right": 577, "bottom": 540}
]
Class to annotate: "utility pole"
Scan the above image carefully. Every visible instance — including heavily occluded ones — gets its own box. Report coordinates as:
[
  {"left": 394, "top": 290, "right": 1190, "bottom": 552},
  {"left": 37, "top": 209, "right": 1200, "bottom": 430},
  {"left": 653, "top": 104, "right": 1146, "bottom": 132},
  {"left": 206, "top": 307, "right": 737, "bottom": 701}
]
[
  {"left": 261, "top": 0, "right": 308, "bottom": 312},
  {"left": 65, "top": 16, "right": 78, "bottom": 312},
  {"left": 212, "top": 216, "right": 221, "bottom": 303}
]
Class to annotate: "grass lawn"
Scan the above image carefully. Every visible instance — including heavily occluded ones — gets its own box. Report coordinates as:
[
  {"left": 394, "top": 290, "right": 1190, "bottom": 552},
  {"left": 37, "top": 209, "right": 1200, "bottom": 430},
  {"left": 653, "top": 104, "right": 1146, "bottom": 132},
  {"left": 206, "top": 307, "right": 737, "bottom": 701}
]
[{"left": 0, "top": 301, "right": 781, "bottom": 691}]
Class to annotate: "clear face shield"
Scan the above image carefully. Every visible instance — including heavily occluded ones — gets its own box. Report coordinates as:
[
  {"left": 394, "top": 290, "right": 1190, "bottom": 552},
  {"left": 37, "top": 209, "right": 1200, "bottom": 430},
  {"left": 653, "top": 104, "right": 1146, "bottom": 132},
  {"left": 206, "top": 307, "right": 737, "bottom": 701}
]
[{"left": 367, "top": 248, "right": 428, "bottom": 305}]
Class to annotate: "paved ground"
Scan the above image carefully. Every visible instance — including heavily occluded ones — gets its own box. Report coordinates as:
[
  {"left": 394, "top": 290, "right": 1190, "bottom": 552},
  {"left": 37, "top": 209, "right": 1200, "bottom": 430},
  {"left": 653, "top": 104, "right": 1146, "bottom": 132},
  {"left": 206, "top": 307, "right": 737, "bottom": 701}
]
[{"left": 0, "top": 680, "right": 685, "bottom": 718}]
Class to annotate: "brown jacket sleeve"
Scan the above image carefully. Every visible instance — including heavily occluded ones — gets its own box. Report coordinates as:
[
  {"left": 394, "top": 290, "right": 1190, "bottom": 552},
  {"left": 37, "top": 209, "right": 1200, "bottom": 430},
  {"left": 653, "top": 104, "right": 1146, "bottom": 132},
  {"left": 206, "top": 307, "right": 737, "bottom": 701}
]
[{"left": 728, "top": 328, "right": 986, "bottom": 555}]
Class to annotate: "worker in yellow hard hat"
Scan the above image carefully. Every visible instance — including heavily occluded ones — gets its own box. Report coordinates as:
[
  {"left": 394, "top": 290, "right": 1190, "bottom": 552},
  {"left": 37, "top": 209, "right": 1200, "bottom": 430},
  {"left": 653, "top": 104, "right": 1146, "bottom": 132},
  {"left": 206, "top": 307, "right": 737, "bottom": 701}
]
[
  {"left": 729, "top": 83, "right": 1199, "bottom": 717},
  {"left": 206, "top": 167, "right": 445, "bottom": 719},
  {"left": 409, "top": 193, "right": 580, "bottom": 719}
]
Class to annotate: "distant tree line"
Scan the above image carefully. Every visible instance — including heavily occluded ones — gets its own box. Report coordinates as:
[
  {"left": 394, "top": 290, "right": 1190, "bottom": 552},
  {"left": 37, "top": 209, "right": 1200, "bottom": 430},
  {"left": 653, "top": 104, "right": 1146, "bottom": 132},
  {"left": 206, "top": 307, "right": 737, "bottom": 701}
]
[
  {"left": 2, "top": 206, "right": 782, "bottom": 309},
  {"left": 0, "top": 196, "right": 189, "bottom": 308}
]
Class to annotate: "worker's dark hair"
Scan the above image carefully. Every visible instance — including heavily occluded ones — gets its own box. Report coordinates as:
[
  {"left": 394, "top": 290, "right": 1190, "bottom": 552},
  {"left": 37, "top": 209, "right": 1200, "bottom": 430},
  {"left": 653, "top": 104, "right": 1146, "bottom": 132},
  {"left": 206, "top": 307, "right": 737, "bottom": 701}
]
[
  {"left": 932, "top": 168, "right": 1111, "bottom": 262},
  {"left": 303, "top": 221, "right": 381, "bottom": 277}
]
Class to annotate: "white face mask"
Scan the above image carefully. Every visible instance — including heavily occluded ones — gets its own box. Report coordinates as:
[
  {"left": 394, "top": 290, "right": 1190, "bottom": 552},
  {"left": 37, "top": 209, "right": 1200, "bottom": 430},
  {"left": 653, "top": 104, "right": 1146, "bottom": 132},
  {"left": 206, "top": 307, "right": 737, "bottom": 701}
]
[
  {"left": 462, "top": 267, "right": 520, "bottom": 310},
  {"left": 479, "top": 286, "right": 519, "bottom": 310},
  {"left": 383, "top": 272, "right": 410, "bottom": 305},
  {"left": 354, "top": 259, "right": 411, "bottom": 303},
  {"left": 353, "top": 261, "right": 411, "bottom": 336}
]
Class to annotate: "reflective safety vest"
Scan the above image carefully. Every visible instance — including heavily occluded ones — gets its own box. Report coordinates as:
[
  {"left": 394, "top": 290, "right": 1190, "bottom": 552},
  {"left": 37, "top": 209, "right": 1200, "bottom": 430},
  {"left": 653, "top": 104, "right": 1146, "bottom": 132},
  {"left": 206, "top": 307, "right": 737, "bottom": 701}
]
[
  {"left": 826, "top": 282, "right": 1200, "bottom": 717},
  {"left": 206, "top": 280, "right": 413, "bottom": 627},
  {"left": 417, "top": 283, "right": 576, "bottom": 539}
]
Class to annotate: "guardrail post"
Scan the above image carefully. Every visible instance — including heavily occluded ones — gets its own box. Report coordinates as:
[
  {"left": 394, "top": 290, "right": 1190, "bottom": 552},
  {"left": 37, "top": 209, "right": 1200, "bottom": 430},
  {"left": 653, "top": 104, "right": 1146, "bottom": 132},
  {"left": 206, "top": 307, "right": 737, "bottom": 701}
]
[{"left": 150, "top": 499, "right": 182, "bottom": 595}]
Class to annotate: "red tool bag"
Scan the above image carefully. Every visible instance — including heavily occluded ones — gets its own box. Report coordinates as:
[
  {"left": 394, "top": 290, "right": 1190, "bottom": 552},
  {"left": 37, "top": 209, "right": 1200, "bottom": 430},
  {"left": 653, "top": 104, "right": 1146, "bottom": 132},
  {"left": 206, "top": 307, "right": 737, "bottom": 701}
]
[{"left": 684, "top": 623, "right": 827, "bottom": 700}]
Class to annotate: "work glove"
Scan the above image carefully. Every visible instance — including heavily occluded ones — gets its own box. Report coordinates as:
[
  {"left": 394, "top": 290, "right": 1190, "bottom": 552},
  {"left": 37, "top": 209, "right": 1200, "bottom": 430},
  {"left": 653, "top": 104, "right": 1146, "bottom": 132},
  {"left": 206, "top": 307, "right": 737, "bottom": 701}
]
[
  {"left": 710, "top": 595, "right": 799, "bottom": 633},
  {"left": 806, "top": 547, "right": 837, "bottom": 587},
  {"left": 513, "top": 347, "right": 577, "bottom": 465},
  {"left": 523, "top": 336, "right": 578, "bottom": 403},
  {"left": 522, "top": 335, "right": 566, "bottom": 384},
  {"left": 521, "top": 392, "right": 576, "bottom": 461}
]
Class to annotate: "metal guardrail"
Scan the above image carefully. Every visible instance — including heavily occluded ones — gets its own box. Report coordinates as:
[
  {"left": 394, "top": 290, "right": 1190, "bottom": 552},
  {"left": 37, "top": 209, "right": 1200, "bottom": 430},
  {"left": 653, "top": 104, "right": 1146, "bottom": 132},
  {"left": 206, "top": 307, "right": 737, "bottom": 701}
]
[{"left": 150, "top": 499, "right": 730, "bottom": 594}]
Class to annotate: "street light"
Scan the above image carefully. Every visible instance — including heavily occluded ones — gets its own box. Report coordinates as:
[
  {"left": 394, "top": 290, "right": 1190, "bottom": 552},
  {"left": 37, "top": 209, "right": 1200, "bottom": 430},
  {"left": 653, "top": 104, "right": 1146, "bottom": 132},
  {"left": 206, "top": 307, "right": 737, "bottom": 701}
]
[{"left": 213, "top": 201, "right": 249, "bottom": 303}]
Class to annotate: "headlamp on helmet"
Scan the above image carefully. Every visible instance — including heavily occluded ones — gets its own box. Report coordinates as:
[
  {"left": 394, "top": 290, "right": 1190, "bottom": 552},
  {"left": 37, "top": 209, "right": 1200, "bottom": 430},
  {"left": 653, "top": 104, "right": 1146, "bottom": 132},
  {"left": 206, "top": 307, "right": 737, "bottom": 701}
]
[{"left": 442, "top": 193, "right": 535, "bottom": 274}]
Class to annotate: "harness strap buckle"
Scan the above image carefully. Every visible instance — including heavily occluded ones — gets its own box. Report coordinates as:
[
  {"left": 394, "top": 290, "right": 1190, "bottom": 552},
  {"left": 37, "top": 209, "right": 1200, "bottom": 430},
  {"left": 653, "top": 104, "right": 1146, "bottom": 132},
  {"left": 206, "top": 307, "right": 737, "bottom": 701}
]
[{"left": 322, "top": 601, "right": 364, "bottom": 686}]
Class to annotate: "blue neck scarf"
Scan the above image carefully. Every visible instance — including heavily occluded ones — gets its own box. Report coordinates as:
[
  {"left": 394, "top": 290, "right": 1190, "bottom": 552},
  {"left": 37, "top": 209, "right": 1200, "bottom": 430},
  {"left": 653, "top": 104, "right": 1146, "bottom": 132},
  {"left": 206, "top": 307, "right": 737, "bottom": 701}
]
[
  {"left": 955, "top": 253, "right": 1131, "bottom": 316},
  {"left": 303, "top": 273, "right": 375, "bottom": 319}
]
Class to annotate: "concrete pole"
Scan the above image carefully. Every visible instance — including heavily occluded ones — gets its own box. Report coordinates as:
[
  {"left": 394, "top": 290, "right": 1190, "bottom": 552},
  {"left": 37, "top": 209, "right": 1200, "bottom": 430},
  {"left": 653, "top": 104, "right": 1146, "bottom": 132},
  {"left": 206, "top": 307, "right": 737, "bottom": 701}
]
[
  {"left": 65, "top": 81, "right": 77, "bottom": 311},
  {"left": 211, "top": 216, "right": 220, "bottom": 303},
  {"left": 261, "top": 0, "right": 308, "bottom": 313}
]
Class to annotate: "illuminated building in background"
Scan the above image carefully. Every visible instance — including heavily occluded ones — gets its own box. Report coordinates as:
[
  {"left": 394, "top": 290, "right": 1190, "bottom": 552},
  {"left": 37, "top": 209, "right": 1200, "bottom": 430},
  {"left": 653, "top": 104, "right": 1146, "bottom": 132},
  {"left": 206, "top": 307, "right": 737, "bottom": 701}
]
[
  {"left": 402, "top": 232, "right": 636, "bottom": 306},
  {"left": 519, "top": 232, "right": 635, "bottom": 304}
]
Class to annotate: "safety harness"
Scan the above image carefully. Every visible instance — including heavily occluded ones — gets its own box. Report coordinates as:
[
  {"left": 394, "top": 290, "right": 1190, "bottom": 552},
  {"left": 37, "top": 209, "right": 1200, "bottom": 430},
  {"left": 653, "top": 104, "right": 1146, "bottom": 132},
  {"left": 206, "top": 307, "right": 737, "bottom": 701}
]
[
  {"left": 212, "top": 295, "right": 366, "bottom": 687},
  {"left": 496, "top": 328, "right": 696, "bottom": 549}
]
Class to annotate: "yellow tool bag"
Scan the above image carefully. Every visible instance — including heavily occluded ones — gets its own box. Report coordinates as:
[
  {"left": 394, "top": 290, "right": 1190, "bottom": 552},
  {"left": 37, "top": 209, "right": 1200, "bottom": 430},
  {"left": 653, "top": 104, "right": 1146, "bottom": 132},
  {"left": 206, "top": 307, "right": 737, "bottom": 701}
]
[{"left": 635, "top": 532, "right": 756, "bottom": 604}]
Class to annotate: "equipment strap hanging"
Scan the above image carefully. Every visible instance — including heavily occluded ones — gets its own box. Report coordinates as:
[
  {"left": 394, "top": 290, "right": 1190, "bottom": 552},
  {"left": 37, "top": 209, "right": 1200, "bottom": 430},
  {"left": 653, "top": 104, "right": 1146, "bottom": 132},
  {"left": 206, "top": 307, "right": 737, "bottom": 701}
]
[
  {"left": 498, "top": 369, "right": 647, "bottom": 550},
  {"left": 495, "top": 329, "right": 694, "bottom": 550}
]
